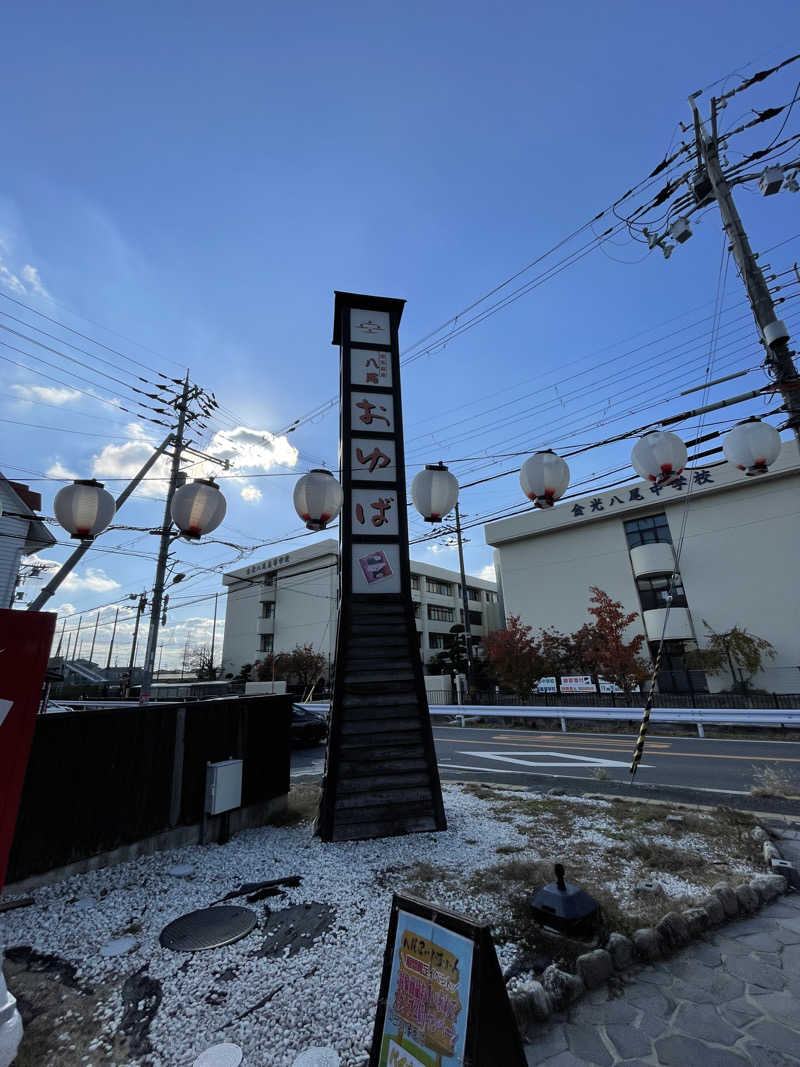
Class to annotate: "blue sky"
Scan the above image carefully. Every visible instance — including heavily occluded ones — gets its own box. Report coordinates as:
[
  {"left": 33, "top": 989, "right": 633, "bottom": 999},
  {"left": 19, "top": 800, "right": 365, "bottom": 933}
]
[{"left": 2, "top": 1, "right": 799, "bottom": 667}]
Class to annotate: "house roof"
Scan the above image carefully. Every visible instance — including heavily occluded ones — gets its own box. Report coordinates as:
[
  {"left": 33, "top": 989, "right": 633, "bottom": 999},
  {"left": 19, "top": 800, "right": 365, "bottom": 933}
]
[{"left": 0, "top": 473, "right": 56, "bottom": 555}]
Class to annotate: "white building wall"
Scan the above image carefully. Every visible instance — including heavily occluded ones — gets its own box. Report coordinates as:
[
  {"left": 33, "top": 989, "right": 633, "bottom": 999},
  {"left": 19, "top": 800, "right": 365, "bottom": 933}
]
[
  {"left": 485, "top": 445, "right": 800, "bottom": 694},
  {"left": 220, "top": 540, "right": 500, "bottom": 677}
]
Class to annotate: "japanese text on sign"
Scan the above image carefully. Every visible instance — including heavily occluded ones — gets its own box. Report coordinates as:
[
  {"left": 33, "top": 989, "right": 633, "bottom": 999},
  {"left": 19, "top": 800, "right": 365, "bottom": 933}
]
[{"left": 569, "top": 470, "right": 715, "bottom": 519}]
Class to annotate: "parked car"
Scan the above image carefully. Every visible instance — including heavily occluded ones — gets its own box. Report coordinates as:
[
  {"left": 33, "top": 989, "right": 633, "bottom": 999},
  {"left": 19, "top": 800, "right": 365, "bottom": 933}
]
[{"left": 291, "top": 704, "right": 328, "bottom": 746}]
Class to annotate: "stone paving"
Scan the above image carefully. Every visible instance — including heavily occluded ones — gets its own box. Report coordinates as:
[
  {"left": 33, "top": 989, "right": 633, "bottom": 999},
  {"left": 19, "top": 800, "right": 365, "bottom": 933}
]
[{"left": 524, "top": 891, "right": 800, "bottom": 1066}]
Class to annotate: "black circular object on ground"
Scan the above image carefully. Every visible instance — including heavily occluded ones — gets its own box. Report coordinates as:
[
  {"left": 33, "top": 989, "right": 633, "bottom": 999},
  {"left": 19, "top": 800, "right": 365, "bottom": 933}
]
[{"left": 159, "top": 906, "right": 257, "bottom": 952}]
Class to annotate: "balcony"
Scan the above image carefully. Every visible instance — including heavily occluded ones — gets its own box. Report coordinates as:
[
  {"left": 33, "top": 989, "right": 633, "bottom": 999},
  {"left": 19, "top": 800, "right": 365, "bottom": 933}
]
[
  {"left": 257, "top": 617, "right": 274, "bottom": 635},
  {"left": 630, "top": 542, "right": 675, "bottom": 579},
  {"left": 642, "top": 607, "right": 693, "bottom": 642}
]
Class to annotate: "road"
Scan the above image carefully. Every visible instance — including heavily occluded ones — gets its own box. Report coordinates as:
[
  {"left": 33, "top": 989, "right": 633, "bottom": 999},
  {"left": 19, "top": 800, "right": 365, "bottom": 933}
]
[{"left": 291, "top": 724, "right": 800, "bottom": 810}]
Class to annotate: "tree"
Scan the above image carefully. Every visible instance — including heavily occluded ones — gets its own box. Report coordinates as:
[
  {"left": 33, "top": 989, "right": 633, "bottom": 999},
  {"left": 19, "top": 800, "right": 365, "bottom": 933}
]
[
  {"left": 583, "top": 587, "right": 650, "bottom": 693},
  {"left": 538, "top": 627, "right": 575, "bottom": 694},
  {"left": 187, "top": 645, "right": 217, "bottom": 680},
  {"left": 284, "top": 644, "right": 327, "bottom": 693},
  {"left": 237, "top": 662, "right": 254, "bottom": 682},
  {"left": 687, "top": 623, "right": 776, "bottom": 692},
  {"left": 430, "top": 624, "right": 471, "bottom": 677},
  {"left": 254, "top": 654, "right": 287, "bottom": 683},
  {"left": 484, "top": 615, "right": 543, "bottom": 698}
]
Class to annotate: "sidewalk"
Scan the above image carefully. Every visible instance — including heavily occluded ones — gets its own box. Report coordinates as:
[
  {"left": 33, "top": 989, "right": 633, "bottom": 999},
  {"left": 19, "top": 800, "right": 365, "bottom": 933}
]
[{"left": 524, "top": 893, "right": 800, "bottom": 1066}]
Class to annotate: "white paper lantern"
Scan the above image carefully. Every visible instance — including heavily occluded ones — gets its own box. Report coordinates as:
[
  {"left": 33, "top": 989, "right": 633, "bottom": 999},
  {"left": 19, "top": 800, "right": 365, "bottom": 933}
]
[
  {"left": 519, "top": 450, "right": 570, "bottom": 508},
  {"left": 171, "top": 478, "right": 227, "bottom": 539},
  {"left": 723, "top": 417, "right": 782, "bottom": 475},
  {"left": 293, "top": 469, "right": 343, "bottom": 531},
  {"left": 631, "top": 430, "right": 687, "bottom": 486},
  {"left": 53, "top": 479, "right": 116, "bottom": 540},
  {"left": 411, "top": 463, "right": 459, "bottom": 522}
]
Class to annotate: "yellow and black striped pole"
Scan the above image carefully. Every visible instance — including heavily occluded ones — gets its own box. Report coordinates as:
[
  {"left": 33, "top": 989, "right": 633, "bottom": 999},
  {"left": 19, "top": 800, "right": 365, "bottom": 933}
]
[{"left": 630, "top": 641, "right": 666, "bottom": 778}]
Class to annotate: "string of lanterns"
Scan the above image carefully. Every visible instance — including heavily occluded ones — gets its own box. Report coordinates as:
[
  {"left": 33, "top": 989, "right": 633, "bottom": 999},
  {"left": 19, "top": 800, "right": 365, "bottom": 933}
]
[
  {"left": 291, "top": 417, "right": 784, "bottom": 529},
  {"left": 53, "top": 477, "right": 227, "bottom": 542}
]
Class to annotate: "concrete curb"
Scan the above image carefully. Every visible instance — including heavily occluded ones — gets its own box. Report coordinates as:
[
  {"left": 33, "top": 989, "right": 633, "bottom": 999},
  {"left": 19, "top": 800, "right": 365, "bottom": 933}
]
[{"left": 507, "top": 828, "right": 799, "bottom": 1036}]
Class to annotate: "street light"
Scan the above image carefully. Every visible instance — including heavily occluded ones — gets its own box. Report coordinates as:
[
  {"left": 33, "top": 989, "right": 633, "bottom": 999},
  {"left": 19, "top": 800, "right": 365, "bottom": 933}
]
[
  {"left": 410, "top": 463, "right": 459, "bottom": 522},
  {"left": 170, "top": 478, "right": 227, "bottom": 539},
  {"left": 723, "top": 417, "right": 782, "bottom": 476},
  {"left": 519, "top": 450, "right": 570, "bottom": 508},
  {"left": 53, "top": 479, "right": 116, "bottom": 541},
  {"left": 293, "top": 469, "right": 343, "bottom": 531},
  {"left": 631, "top": 430, "right": 687, "bottom": 486}
]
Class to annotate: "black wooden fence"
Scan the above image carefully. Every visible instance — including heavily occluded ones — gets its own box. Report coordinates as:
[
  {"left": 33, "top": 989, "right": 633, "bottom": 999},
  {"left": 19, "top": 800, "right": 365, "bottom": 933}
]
[{"left": 8, "top": 694, "right": 290, "bottom": 882}]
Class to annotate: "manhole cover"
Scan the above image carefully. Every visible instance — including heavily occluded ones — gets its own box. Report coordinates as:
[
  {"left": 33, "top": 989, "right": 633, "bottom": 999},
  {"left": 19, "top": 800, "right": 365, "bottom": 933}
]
[{"left": 160, "top": 906, "right": 257, "bottom": 952}]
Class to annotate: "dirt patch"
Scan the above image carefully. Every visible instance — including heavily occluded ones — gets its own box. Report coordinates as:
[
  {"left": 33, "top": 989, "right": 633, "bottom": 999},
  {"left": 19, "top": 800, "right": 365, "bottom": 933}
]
[{"left": 3, "top": 946, "right": 130, "bottom": 1066}]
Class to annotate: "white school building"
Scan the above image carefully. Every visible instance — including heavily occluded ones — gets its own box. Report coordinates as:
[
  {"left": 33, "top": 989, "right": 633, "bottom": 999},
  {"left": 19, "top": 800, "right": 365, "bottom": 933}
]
[
  {"left": 220, "top": 539, "right": 502, "bottom": 678},
  {"left": 485, "top": 443, "right": 800, "bottom": 694}
]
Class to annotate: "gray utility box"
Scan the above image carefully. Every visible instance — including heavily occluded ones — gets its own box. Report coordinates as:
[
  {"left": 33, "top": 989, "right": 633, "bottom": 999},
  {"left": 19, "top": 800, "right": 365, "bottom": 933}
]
[{"left": 205, "top": 758, "right": 243, "bottom": 815}]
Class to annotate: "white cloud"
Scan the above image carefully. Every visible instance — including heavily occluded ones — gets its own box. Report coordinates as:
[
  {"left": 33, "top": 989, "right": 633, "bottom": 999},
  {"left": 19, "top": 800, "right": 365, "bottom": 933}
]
[
  {"left": 59, "top": 567, "right": 120, "bottom": 593},
  {"left": 13, "top": 383, "right": 83, "bottom": 405},
  {"left": 90, "top": 423, "right": 172, "bottom": 498},
  {"left": 426, "top": 542, "right": 457, "bottom": 556},
  {"left": 0, "top": 249, "right": 49, "bottom": 298},
  {"left": 205, "top": 425, "right": 299, "bottom": 473},
  {"left": 46, "top": 460, "right": 82, "bottom": 480},
  {"left": 240, "top": 484, "right": 262, "bottom": 502},
  {"left": 0, "top": 259, "right": 25, "bottom": 294},
  {"left": 478, "top": 564, "right": 496, "bottom": 582},
  {"left": 21, "top": 264, "right": 49, "bottom": 298}
]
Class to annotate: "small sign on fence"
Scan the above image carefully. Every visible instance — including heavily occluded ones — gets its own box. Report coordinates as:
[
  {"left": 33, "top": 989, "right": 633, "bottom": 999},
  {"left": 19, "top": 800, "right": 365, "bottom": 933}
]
[{"left": 370, "top": 893, "right": 525, "bottom": 1067}]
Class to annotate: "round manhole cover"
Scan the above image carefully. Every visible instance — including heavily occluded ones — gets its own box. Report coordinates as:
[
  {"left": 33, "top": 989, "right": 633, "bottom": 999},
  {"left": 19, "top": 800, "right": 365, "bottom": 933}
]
[{"left": 160, "top": 906, "right": 257, "bottom": 952}]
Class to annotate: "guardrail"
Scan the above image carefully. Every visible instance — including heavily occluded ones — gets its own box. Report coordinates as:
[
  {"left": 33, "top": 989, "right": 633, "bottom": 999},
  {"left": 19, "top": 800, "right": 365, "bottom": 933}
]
[
  {"left": 296, "top": 702, "right": 800, "bottom": 737},
  {"left": 427, "top": 705, "right": 800, "bottom": 736}
]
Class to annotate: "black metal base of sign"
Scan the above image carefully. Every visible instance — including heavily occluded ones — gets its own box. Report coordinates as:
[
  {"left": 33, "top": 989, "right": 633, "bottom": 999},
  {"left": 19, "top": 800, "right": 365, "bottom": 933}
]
[
  {"left": 369, "top": 893, "right": 527, "bottom": 1067},
  {"left": 316, "top": 291, "right": 446, "bottom": 843}
]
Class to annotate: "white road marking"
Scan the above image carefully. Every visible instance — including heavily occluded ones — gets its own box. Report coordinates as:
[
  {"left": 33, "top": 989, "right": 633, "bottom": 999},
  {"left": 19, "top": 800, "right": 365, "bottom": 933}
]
[{"left": 459, "top": 749, "right": 649, "bottom": 769}]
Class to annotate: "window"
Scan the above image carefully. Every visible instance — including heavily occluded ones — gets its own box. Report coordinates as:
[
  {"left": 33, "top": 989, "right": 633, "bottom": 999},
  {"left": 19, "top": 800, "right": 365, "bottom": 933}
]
[
  {"left": 260, "top": 601, "right": 274, "bottom": 618},
  {"left": 411, "top": 573, "right": 420, "bottom": 591},
  {"left": 413, "top": 602, "right": 421, "bottom": 617},
  {"left": 263, "top": 571, "right": 277, "bottom": 587},
  {"left": 624, "top": 513, "right": 672, "bottom": 549},
  {"left": 259, "top": 635, "right": 273, "bottom": 655},
  {"left": 458, "top": 584, "right": 481, "bottom": 602},
  {"left": 460, "top": 609, "right": 483, "bottom": 626},
  {"left": 428, "top": 604, "right": 454, "bottom": 623},
  {"left": 426, "top": 578, "right": 452, "bottom": 596},
  {"left": 484, "top": 591, "right": 497, "bottom": 603},
  {"left": 429, "top": 632, "right": 450, "bottom": 650},
  {"left": 635, "top": 575, "right": 687, "bottom": 612}
]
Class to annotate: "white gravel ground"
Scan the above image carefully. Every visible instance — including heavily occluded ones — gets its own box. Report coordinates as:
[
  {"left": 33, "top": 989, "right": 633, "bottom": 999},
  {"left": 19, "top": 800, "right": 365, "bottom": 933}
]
[{"left": 0, "top": 784, "right": 761, "bottom": 1066}]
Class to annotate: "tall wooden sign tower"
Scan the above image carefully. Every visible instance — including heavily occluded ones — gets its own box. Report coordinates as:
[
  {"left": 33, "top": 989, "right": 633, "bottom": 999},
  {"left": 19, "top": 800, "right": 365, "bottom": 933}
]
[{"left": 317, "top": 292, "right": 447, "bottom": 842}]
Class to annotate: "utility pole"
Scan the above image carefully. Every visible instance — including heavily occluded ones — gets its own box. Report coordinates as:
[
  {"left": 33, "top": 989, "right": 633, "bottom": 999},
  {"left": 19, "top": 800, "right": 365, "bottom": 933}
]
[
  {"left": 139, "top": 374, "right": 192, "bottom": 704},
  {"left": 72, "top": 616, "right": 82, "bottom": 662},
  {"left": 454, "top": 503, "right": 474, "bottom": 692},
  {"left": 209, "top": 592, "right": 219, "bottom": 678},
  {"left": 125, "top": 593, "right": 147, "bottom": 695},
  {"left": 689, "top": 93, "right": 800, "bottom": 447},
  {"left": 106, "top": 607, "right": 119, "bottom": 669},
  {"left": 88, "top": 612, "right": 100, "bottom": 665}
]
